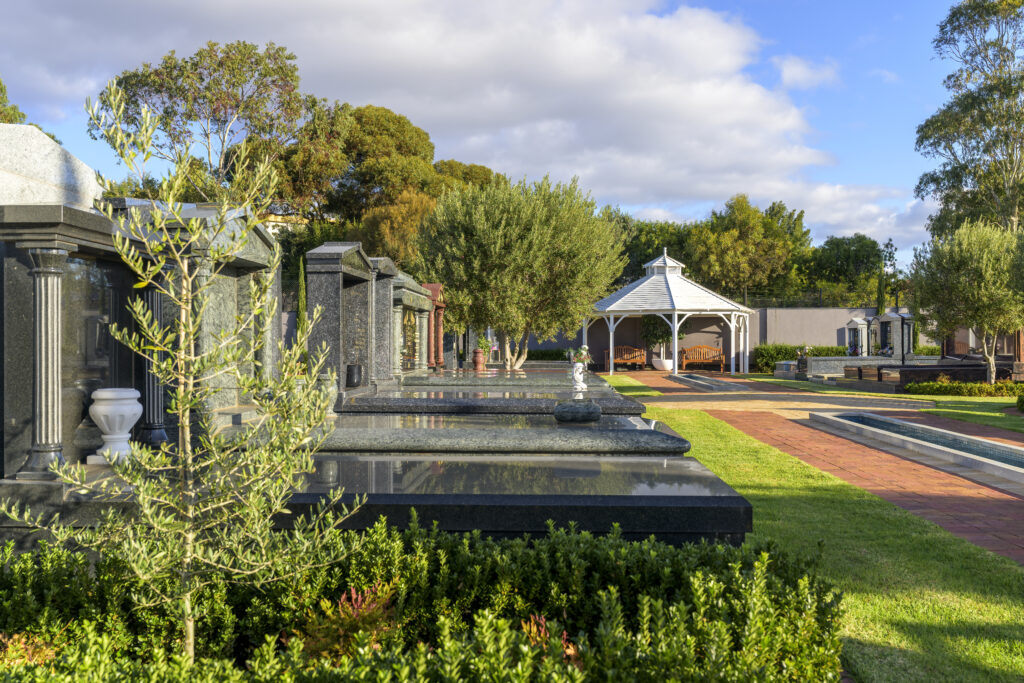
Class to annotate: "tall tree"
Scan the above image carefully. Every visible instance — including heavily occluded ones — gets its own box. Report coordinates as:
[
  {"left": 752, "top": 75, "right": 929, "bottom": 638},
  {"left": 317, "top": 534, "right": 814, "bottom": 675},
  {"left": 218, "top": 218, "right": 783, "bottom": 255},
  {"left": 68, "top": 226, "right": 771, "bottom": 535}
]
[
  {"left": 0, "top": 72, "right": 26, "bottom": 124},
  {"left": 916, "top": 1, "right": 1024, "bottom": 234},
  {"left": 349, "top": 189, "right": 437, "bottom": 274},
  {"left": 686, "top": 194, "right": 791, "bottom": 301},
  {"left": 808, "top": 233, "right": 883, "bottom": 283},
  {"left": 420, "top": 177, "right": 625, "bottom": 369},
  {"left": 909, "top": 219, "right": 1024, "bottom": 382},
  {"left": 618, "top": 218, "right": 690, "bottom": 285},
  {"left": 331, "top": 105, "right": 438, "bottom": 220},
  {"left": 90, "top": 41, "right": 305, "bottom": 198}
]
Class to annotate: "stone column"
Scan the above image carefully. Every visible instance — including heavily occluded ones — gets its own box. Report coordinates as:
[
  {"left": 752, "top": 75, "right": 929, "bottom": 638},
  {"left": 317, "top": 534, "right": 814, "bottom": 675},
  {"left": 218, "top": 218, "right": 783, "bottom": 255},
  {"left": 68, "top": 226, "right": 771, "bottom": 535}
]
[
  {"left": 435, "top": 308, "right": 445, "bottom": 369},
  {"left": 415, "top": 312, "right": 428, "bottom": 370},
  {"left": 18, "top": 248, "right": 69, "bottom": 479},
  {"left": 392, "top": 305, "right": 404, "bottom": 374},
  {"left": 138, "top": 285, "right": 168, "bottom": 446},
  {"left": 426, "top": 306, "right": 436, "bottom": 369}
]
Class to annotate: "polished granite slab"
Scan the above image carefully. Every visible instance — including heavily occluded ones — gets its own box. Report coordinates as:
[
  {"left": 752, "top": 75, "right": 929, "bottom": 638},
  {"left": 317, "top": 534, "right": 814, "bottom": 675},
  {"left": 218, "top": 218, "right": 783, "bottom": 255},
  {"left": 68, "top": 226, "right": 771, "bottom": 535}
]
[{"left": 290, "top": 455, "right": 751, "bottom": 545}]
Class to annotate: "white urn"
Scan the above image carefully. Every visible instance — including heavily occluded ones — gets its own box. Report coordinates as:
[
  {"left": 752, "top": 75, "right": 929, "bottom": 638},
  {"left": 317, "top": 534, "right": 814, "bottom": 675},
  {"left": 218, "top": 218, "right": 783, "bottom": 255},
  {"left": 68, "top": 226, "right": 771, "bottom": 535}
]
[{"left": 87, "top": 388, "right": 143, "bottom": 465}]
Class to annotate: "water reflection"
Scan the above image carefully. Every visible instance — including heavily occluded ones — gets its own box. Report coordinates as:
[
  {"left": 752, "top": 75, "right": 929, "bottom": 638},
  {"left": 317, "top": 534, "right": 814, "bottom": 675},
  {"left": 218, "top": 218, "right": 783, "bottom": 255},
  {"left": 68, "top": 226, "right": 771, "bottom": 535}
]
[
  {"left": 307, "top": 455, "right": 736, "bottom": 498},
  {"left": 332, "top": 414, "right": 653, "bottom": 430}
]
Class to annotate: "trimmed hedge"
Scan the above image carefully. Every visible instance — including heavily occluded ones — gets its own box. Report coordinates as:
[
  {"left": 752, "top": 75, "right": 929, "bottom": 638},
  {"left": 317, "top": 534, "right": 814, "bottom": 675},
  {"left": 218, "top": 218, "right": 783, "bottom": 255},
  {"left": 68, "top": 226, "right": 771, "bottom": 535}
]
[
  {"left": 915, "top": 344, "right": 942, "bottom": 356},
  {"left": 752, "top": 344, "right": 849, "bottom": 374},
  {"left": 526, "top": 348, "right": 570, "bottom": 361},
  {"left": 0, "top": 522, "right": 843, "bottom": 678},
  {"left": 904, "top": 379, "right": 1024, "bottom": 396}
]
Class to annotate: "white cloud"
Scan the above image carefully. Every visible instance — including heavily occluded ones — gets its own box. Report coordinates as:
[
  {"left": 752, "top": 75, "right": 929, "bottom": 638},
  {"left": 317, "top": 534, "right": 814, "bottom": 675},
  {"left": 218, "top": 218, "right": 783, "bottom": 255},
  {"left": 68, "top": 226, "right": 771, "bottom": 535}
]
[
  {"left": 771, "top": 55, "right": 839, "bottom": 89},
  {"left": 869, "top": 68, "right": 900, "bottom": 84},
  {"left": 0, "top": 1, "right": 925, "bottom": 252}
]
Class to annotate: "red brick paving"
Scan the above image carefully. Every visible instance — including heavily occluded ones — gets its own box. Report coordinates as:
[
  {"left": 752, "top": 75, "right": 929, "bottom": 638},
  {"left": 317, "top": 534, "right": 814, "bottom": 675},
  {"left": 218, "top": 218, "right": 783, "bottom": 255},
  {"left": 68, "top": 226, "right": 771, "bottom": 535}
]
[{"left": 704, "top": 409, "right": 1024, "bottom": 565}]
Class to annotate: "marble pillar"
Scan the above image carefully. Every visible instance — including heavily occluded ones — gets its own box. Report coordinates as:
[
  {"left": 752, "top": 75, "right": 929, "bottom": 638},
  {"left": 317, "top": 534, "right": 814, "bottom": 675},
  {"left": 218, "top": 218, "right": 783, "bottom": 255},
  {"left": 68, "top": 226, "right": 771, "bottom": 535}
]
[
  {"left": 18, "top": 248, "right": 69, "bottom": 479},
  {"left": 392, "top": 305, "right": 404, "bottom": 375},
  {"left": 415, "top": 312, "right": 428, "bottom": 370}
]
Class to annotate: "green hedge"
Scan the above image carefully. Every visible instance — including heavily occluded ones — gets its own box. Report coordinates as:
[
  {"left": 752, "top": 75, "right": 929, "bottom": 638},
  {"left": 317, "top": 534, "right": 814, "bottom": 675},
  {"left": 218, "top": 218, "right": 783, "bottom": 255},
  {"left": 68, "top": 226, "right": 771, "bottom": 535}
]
[
  {"left": 915, "top": 345, "right": 942, "bottom": 356},
  {"left": 752, "top": 344, "right": 849, "bottom": 373},
  {"left": 904, "top": 379, "right": 1024, "bottom": 396},
  {"left": 1017, "top": 395, "right": 1024, "bottom": 412},
  {"left": 526, "top": 348, "right": 570, "bottom": 361},
  {"left": 0, "top": 523, "right": 842, "bottom": 678}
]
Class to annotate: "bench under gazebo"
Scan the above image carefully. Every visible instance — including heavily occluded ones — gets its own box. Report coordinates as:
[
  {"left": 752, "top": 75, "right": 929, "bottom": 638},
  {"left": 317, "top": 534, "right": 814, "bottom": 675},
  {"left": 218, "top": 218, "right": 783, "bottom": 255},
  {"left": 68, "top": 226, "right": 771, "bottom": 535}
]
[{"left": 586, "top": 250, "right": 752, "bottom": 375}]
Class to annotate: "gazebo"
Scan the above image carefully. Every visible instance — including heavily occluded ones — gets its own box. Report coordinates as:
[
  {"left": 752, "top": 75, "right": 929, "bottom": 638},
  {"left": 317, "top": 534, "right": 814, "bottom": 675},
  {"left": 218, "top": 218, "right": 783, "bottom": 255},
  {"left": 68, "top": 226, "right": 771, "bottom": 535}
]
[{"left": 587, "top": 250, "right": 753, "bottom": 375}]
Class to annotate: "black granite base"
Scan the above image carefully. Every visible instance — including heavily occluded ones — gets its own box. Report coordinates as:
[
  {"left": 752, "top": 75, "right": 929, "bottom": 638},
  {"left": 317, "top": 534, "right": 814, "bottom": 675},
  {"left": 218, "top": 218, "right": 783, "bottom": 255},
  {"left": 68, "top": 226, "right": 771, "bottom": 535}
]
[
  {"left": 338, "top": 395, "right": 644, "bottom": 416},
  {"left": 293, "top": 455, "right": 752, "bottom": 546}
]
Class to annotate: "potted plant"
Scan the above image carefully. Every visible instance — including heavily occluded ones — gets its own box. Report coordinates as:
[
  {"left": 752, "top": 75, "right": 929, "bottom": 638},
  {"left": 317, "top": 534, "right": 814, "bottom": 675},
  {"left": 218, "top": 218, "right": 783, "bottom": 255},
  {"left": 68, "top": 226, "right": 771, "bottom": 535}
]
[
  {"left": 567, "top": 346, "right": 593, "bottom": 392},
  {"left": 640, "top": 315, "right": 684, "bottom": 371},
  {"left": 473, "top": 334, "right": 490, "bottom": 371}
]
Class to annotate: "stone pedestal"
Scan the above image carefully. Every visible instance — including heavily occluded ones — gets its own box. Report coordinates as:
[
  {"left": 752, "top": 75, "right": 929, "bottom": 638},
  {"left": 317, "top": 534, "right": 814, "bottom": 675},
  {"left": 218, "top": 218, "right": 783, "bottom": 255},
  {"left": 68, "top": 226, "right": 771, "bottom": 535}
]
[{"left": 18, "top": 248, "right": 69, "bottom": 479}]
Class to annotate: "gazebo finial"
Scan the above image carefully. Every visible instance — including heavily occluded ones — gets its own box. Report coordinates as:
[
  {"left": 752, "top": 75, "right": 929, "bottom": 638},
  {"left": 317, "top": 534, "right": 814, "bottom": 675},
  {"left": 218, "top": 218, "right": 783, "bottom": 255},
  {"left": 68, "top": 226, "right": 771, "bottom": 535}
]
[{"left": 663, "top": 247, "right": 668, "bottom": 258}]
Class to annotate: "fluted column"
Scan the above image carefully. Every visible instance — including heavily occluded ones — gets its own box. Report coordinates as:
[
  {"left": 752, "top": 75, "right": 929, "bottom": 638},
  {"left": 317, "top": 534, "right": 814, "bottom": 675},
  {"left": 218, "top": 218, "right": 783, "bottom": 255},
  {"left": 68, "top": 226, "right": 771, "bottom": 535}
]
[
  {"left": 426, "top": 306, "right": 436, "bottom": 369},
  {"left": 18, "top": 248, "right": 68, "bottom": 479},
  {"left": 415, "top": 312, "right": 428, "bottom": 370},
  {"left": 435, "top": 308, "right": 445, "bottom": 368},
  {"left": 392, "top": 305, "right": 404, "bottom": 374},
  {"left": 138, "top": 285, "right": 168, "bottom": 446}
]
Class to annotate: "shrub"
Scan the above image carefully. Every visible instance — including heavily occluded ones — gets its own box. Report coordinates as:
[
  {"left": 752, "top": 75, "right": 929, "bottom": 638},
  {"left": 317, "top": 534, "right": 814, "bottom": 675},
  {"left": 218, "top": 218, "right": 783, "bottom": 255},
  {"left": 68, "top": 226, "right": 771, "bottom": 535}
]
[
  {"left": 526, "top": 348, "right": 571, "bottom": 361},
  {"left": 0, "top": 523, "right": 843, "bottom": 678},
  {"left": 904, "top": 379, "right": 1024, "bottom": 396},
  {"left": 915, "top": 344, "right": 942, "bottom": 356},
  {"left": 752, "top": 344, "right": 849, "bottom": 373},
  {"left": 1017, "top": 395, "right": 1024, "bottom": 412}
]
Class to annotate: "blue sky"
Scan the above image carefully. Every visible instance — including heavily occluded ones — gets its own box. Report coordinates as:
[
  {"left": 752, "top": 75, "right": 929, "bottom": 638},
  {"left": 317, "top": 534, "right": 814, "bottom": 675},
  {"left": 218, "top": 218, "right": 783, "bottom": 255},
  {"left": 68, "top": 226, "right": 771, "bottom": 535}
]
[{"left": 1, "top": 1, "right": 960, "bottom": 257}]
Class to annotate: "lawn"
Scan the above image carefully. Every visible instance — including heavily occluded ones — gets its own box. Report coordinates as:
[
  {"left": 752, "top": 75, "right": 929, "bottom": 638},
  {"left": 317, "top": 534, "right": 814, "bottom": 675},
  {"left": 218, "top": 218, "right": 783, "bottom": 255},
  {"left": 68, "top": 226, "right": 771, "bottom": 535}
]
[
  {"left": 645, "top": 406, "right": 1024, "bottom": 683},
  {"left": 746, "top": 374, "right": 1024, "bottom": 435},
  {"left": 601, "top": 373, "right": 663, "bottom": 396}
]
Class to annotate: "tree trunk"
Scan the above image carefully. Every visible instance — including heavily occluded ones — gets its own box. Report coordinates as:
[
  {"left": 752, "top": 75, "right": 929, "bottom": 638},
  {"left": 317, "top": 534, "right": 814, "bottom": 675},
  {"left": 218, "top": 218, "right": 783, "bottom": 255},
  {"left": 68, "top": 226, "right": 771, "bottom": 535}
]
[
  {"left": 981, "top": 330, "right": 997, "bottom": 384},
  {"left": 183, "top": 588, "right": 195, "bottom": 664},
  {"left": 512, "top": 332, "right": 529, "bottom": 370}
]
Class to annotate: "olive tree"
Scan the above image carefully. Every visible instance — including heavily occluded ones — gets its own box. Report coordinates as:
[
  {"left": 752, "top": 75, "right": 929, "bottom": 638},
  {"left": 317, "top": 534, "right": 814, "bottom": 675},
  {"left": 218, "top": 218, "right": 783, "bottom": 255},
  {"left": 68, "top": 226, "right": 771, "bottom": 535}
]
[
  {"left": 3, "top": 83, "right": 357, "bottom": 663},
  {"left": 909, "top": 219, "right": 1024, "bottom": 382},
  {"left": 420, "top": 177, "right": 624, "bottom": 369}
]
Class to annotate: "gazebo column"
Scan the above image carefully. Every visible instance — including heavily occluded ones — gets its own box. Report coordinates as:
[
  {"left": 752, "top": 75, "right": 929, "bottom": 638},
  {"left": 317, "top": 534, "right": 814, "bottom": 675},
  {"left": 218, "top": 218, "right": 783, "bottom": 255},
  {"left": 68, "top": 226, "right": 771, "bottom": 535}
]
[
  {"left": 671, "top": 312, "right": 679, "bottom": 375},
  {"left": 605, "top": 314, "right": 624, "bottom": 375},
  {"left": 728, "top": 314, "right": 736, "bottom": 375}
]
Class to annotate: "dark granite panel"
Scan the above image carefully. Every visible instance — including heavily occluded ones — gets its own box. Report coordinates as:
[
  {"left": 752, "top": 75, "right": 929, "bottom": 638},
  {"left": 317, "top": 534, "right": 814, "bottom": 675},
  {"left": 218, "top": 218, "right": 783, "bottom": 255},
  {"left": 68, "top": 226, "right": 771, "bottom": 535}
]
[
  {"left": 307, "top": 269, "right": 344, "bottom": 387},
  {"left": 341, "top": 279, "right": 370, "bottom": 383},
  {"left": 372, "top": 278, "right": 392, "bottom": 381},
  {"left": 1, "top": 247, "right": 32, "bottom": 478}
]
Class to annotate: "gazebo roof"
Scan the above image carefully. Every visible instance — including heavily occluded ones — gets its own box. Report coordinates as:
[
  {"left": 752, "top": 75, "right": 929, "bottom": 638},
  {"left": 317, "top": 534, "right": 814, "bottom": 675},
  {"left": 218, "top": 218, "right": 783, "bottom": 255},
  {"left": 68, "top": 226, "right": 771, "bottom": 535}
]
[{"left": 593, "top": 249, "right": 752, "bottom": 315}]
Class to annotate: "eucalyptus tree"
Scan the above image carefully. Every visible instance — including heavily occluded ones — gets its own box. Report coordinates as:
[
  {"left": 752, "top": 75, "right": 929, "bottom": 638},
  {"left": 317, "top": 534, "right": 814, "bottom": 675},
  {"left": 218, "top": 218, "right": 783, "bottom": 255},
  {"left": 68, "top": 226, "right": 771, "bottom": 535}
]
[
  {"left": 420, "top": 177, "right": 625, "bottom": 369},
  {"left": 916, "top": 0, "right": 1024, "bottom": 234},
  {"left": 3, "top": 83, "right": 358, "bottom": 663},
  {"left": 909, "top": 219, "right": 1024, "bottom": 382}
]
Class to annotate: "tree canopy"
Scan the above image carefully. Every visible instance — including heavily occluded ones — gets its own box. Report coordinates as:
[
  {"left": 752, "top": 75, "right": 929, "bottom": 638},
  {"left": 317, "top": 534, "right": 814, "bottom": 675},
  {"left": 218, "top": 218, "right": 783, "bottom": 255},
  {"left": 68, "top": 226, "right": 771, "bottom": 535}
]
[
  {"left": 91, "top": 41, "right": 306, "bottom": 198},
  {"left": 916, "top": 0, "right": 1024, "bottom": 234},
  {"left": 420, "top": 177, "right": 624, "bottom": 368},
  {"left": 0, "top": 72, "right": 26, "bottom": 124},
  {"left": 909, "top": 219, "right": 1024, "bottom": 382}
]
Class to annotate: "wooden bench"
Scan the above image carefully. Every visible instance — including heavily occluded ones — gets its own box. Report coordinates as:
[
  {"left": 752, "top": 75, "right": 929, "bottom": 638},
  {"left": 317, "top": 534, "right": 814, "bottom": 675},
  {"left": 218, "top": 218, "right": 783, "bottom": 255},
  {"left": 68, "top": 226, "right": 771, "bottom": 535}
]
[
  {"left": 681, "top": 345, "right": 725, "bottom": 372},
  {"left": 605, "top": 345, "right": 647, "bottom": 370}
]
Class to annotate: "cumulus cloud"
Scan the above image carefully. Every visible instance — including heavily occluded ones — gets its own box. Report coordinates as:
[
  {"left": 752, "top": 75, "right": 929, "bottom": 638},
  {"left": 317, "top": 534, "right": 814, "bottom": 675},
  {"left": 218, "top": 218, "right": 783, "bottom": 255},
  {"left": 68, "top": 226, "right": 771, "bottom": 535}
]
[
  {"left": 0, "top": 1, "right": 927, "bottom": 250},
  {"left": 771, "top": 55, "right": 839, "bottom": 89}
]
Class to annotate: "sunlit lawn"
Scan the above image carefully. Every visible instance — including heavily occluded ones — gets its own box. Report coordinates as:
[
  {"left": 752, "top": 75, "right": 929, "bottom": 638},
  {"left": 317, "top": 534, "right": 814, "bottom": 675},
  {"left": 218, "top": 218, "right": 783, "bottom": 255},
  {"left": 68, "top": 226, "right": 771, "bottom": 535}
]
[
  {"left": 646, "top": 406, "right": 1024, "bottom": 683},
  {"left": 601, "top": 373, "right": 663, "bottom": 397},
  {"left": 745, "top": 373, "right": 1024, "bottom": 435}
]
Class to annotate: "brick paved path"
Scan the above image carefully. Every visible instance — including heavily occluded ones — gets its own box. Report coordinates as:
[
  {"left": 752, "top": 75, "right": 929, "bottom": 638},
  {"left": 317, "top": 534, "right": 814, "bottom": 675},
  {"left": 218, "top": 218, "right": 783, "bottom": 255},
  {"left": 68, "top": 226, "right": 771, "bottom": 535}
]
[
  {"left": 608, "top": 371, "right": 1024, "bottom": 565},
  {"left": 706, "top": 409, "right": 1024, "bottom": 564}
]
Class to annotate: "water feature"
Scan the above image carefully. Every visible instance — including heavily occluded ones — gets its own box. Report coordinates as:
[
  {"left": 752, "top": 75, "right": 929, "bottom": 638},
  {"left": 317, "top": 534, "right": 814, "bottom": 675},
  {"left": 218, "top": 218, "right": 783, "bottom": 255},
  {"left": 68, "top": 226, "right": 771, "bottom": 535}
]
[{"left": 810, "top": 411, "right": 1024, "bottom": 484}]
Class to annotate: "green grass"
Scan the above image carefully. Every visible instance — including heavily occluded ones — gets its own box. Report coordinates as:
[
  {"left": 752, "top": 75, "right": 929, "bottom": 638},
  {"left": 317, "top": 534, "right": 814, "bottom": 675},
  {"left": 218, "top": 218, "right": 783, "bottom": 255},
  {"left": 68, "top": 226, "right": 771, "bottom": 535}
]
[
  {"left": 602, "top": 374, "right": 663, "bottom": 396},
  {"left": 744, "top": 374, "right": 1024, "bottom": 435},
  {"left": 646, "top": 406, "right": 1024, "bottom": 682}
]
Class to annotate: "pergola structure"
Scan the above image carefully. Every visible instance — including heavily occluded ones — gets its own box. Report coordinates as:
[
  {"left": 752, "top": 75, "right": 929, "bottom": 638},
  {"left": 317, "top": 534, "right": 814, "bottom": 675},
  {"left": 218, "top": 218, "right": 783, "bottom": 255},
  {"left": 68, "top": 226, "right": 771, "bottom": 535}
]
[{"left": 587, "top": 250, "right": 753, "bottom": 375}]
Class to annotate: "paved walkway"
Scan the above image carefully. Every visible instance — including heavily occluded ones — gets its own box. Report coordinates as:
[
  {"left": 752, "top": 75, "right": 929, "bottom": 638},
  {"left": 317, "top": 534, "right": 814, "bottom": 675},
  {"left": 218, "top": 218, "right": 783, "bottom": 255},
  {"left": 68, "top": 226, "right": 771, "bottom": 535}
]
[{"left": 611, "top": 370, "right": 1024, "bottom": 565}]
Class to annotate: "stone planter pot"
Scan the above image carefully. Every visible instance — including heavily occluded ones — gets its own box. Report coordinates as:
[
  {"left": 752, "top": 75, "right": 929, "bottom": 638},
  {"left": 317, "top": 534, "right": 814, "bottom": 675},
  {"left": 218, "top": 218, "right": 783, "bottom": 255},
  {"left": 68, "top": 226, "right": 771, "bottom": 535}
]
[
  {"left": 652, "top": 358, "right": 672, "bottom": 371},
  {"left": 87, "top": 388, "right": 143, "bottom": 465},
  {"left": 473, "top": 348, "right": 486, "bottom": 371}
]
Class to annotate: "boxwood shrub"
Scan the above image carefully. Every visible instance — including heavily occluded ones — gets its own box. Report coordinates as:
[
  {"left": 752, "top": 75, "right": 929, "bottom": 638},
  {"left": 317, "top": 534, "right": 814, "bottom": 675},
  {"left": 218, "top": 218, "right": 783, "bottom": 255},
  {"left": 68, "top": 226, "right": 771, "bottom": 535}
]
[
  {"left": 753, "top": 344, "right": 849, "bottom": 374},
  {"left": 0, "top": 521, "right": 842, "bottom": 679},
  {"left": 905, "top": 379, "right": 1024, "bottom": 396}
]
